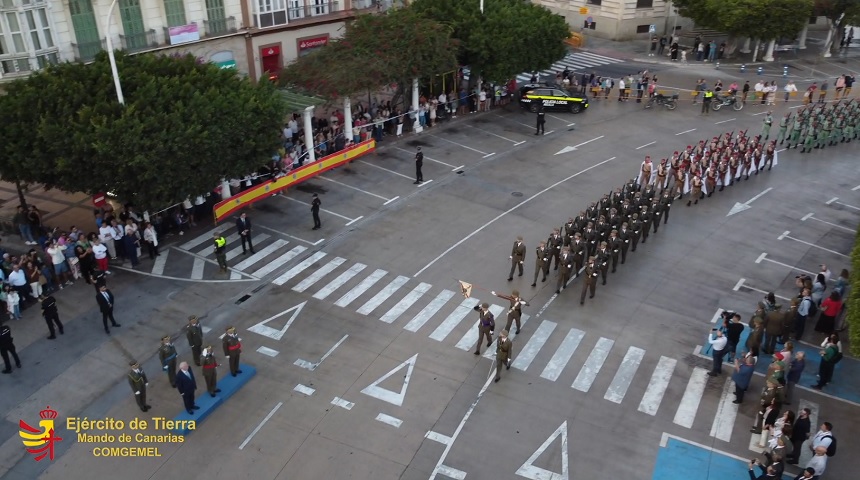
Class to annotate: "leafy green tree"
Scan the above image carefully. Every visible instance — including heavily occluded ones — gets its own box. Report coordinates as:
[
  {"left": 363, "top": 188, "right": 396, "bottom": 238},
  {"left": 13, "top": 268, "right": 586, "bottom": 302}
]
[
  {"left": 280, "top": 8, "right": 458, "bottom": 101},
  {"left": 675, "top": 0, "right": 814, "bottom": 41},
  {"left": 815, "top": 0, "right": 860, "bottom": 53},
  {"left": 412, "top": 0, "right": 570, "bottom": 82},
  {"left": 0, "top": 52, "right": 284, "bottom": 210}
]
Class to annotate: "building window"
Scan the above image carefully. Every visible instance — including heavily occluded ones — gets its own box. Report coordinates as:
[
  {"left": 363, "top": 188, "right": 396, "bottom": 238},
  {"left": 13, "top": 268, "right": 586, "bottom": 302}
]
[
  {"left": 636, "top": 0, "right": 653, "bottom": 7},
  {"left": 119, "top": 0, "right": 147, "bottom": 50},
  {"left": 0, "top": 4, "right": 58, "bottom": 75},
  {"left": 69, "top": 0, "right": 101, "bottom": 59},
  {"left": 205, "top": 0, "right": 226, "bottom": 29},
  {"left": 311, "top": 0, "right": 329, "bottom": 16},
  {"left": 587, "top": 0, "right": 601, "bottom": 5},
  {"left": 164, "top": 0, "right": 187, "bottom": 27},
  {"left": 636, "top": 25, "right": 650, "bottom": 34},
  {"left": 257, "top": 0, "right": 287, "bottom": 28},
  {"left": 25, "top": 8, "right": 53, "bottom": 50},
  {"left": 288, "top": 0, "right": 303, "bottom": 20}
]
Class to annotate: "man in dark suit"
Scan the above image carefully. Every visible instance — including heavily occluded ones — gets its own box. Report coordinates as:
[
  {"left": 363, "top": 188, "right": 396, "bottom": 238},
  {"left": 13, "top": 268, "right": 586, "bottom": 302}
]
[
  {"left": 96, "top": 285, "right": 120, "bottom": 334},
  {"left": 236, "top": 212, "right": 255, "bottom": 254},
  {"left": 176, "top": 361, "right": 200, "bottom": 414}
]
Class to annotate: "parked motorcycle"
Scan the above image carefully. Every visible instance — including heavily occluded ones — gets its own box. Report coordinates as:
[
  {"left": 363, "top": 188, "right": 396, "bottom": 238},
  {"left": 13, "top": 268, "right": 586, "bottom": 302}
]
[
  {"left": 711, "top": 93, "right": 744, "bottom": 111},
  {"left": 645, "top": 93, "right": 678, "bottom": 110}
]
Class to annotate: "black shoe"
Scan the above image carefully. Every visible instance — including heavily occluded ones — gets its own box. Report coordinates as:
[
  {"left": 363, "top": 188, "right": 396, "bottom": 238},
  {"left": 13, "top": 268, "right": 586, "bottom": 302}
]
[
  {"left": 602, "top": 281, "right": 606, "bottom": 285},
  {"left": 145, "top": 404, "right": 152, "bottom": 409},
  {"left": 112, "top": 323, "right": 121, "bottom": 327},
  {"left": 518, "top": 273, "right": 523, "bottom": 277},
  {"left": 612, "top": 269, "right": 616, "bottom": 273},
  {"left": 187, "top": 410, "right": 194, "bottom": 415},
  {"left": 732, "top": 400, "right": 741, "bottom": 404},
  {"left": 236, "top": 369, "right": 243, "bottom": 374},
  {"left": 531, "top": 283, "right": 536, "bottom": 287},
  {"left": 515, "top": 329, "right": 521, "bottom": 335},
  {"left": 589, "top": 295, "right": 594, "bottom": 299},
  {"left": 556, "top": 290, "right": 561, "bottom": 294},
  {"left": 231, "top": 373, "right": 237, "bottom": 377},
  {"left": 141, "top": 407, "right": 148, "bottom": 412},
  {"left": 707, "top": 372, "right": 718, "bottom": 377},
  {"left": 1, "top": 370, "right": 11, "bottom": 374},
  {"left": 474, "top": 351, "right": 480, "bottom": 355},
  {"left": 59, "top": 330, "right": 64, "bottom": 335},
  {"left": 694, "top": 200, "right": 698, "bottom": 205},
  {"left": 243, "top": 250, "right": 248, "bottom": 255},
  {"left": 542, "top": 277, "right": 546, "bottom": 282},
  {"left": 192, "top": 405, "right": 201, "bottom": 410},
  {"left": 487, "top": 342, "right": 492, "bottom": 347},
  {"left": 251, "top": 250, "right": 256, "bottom": 254},
  {"left": 47, "top": 335, "right": 56, "bottom": 340},
  {"left": 495, "top": 377, "right": 501, "bottom": 382},
  {"left": 507, "top": 277, "right": 513, "bottom": 281},
  {"left": 105, "top": 329, "right": 110, "bottom": 335},
  {"left": 413, "top": 181, "right": 420, "bottom": 184},
  {"left": 580, "top": 301, "right": 584, "bottom": 305},
  {"left": 506, "top": 364, "right": 511, "bottom": 371},
  {"left": 210, "top": 393, "right": 217, "bottom": 397},
  {"left": 214, "top": 389, "right": 221, "bottom": 393}
]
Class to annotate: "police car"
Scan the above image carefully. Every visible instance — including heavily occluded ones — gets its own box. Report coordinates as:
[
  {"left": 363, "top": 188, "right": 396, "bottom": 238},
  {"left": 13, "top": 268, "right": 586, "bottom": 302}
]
[{"left": 519, "top": 84, "right": 588, "bottom": 114}]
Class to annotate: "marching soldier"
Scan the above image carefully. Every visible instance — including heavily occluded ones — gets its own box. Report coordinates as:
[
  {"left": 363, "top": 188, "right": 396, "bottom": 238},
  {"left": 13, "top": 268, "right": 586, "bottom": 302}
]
[
  {"left": 672, "top": 167, "right": 685, "bottom": 199},
  {"left": 508, "top": 236, "right": 526, "bottom": 281},
  {"left": 222, "top": 326, "right": 243, "bottom": 377},
  {"left": 547, "top": 229, "right": 562, "bottom": 270},
  {"left": 580, "top": 256, "right": 600, "bottom": 305},
  {"left": 687, "top": 174, "right": 703, "bottom": 206},
  {"left": 775, "top": 112, "right": 790, "bottom": 145},
  {"left": 201, "top": 345, "right": 221, "bottom": 397},
  {"left": 494, "top": 330, "right": 513, "bottom": 383},
  {"left": 660, "top": 190, "right": 673, "bottom": 225},
  {"left": 761, "top": 111, "right": 773, "bottom": 140},
  {"left": 650, "top": 200, "right": 663, "bottom": 233},
  {"left": 186, "top": 315, "right": 204, "bottom": 366},
  {"left": 532, "top": 241, "right": 550, "bottom": 287},
  {"left": 564, "top": 217, "right": 577, "bottom": 246},
  {"left": 41, "top": 295, "right": 64, "bottom": 339},
  {"left": 556, "top": 246, "right": 574, "bottom": 294},
  {"left": 570, "top": 233, "right": 585, "bottom": 276},
  {"left": 158, "top": 335, "right": 178, "bottom": 388},
  {"left": 596, "top": 242, "right": 611, "bottom": 285},
  {"left": 595, "top": 215, "right": 610, "bottom": 244},
  {"left": 607, "top": 207, "right": 622, "bottom": 230},
  {"left": 618, "top": 222, "right": 631, "bottom": 264},
  {"left": 585, "top": 202, "right": 600, "bottom": 222},
  {"left": 608, "top": 230, "right": 622, "bottom": 273},
  {"left": 473, "top": 303, "right": 495, "bottom": 355},
  {"left": 629, "top": 213, "right": 642, "bottom": 252},
  {"left": 493, "top": 290, "right": 529, "bottom": 334},
  {"left": 705, "top": 166, "right": 718, "bottom": 197},
  {"left": 583, "top": 222, "right": 598, "bottom": 258},
  {"left": 639, "top": 206, "right": 652, "bottom": 244},
  {"left": 127, "top": 360, "right": 150, "bottom": 412},
  {"left": 656, "top": 159, "right": 668, "bottom": 192}
]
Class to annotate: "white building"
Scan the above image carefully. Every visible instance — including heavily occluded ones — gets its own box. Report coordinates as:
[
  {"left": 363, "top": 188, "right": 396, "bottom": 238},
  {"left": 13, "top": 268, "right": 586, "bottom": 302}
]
[
  {"left": 0, "top": 0, "right": 379, "bottom": 83},
  {"left": 533, "top": 0, "right": 693, "bottom": 41}
]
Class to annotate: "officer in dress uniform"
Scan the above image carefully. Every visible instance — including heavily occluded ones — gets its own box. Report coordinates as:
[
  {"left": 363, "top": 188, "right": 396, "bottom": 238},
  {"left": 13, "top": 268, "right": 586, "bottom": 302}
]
[
  {"left": 618, "top": 222, "right": 631, "bottom": 264},
  {"left": 186, "top": 315, "right": 204, "bottom": 366},
  {"left": 535, "top": 104, "right": 546, "bottom": 135},
  {"left": 583, "top": 222, "right": 598, "bottom": 258},
  {"left": 201, "top": 345, "right": 222, "bottom": 397},
  {"left": 639, "top": 206, "right": 652, "bottom": 244},
  {"left": 41, "top": 295, "right": 64, "bottom": 339},
  {"left": 127, "top": 360, "right": 150, "bottom": 412},
  {"left": 660, "top": 190, "right": 673, "bottom": 225},
  {"left": 687, "top": 175, "right": 703, "bottom": 206},
  {"left": 580, "top": 256, "right": 600, "bottom": 305},
  {"left": 570, "top": 233, "right": 585, "bottom": 276},
  {"left": 608, "top": 230, "right": 622, "bottom": 273},
  {"left": 508, "top": 236, "right": 526, "bottom": 281},
  {"left": 650, "top": 200, "right": 664, "bottom": 234},
  {"left": 546, "top": 229, "right": 562, "bottom": 271},
  {"left": 556, "top": 246, "right": 574, "bottom": 294},
  {"left": 629, "top": 213, "right": 642, "bottom": 252},
  {"left": 222, "top": 326, "right": 243, "bottom": 376},
  {"left": 493, "top": 290, "right": 529, "bottom": 334},
  {"left": 494, "top": 330, "right": 513, "bottom": 383},
  {"left": 532, "top": 241, "right": 549, "bottom": 287},
  {"left": 158, "top": 335, "right": 178, "bottom": 388},
  {"left": 596, "top": 242, "right": 611, "bottom": 286},
  {"left": 473, "top": 303, "right": 495, "bottom": 355}
]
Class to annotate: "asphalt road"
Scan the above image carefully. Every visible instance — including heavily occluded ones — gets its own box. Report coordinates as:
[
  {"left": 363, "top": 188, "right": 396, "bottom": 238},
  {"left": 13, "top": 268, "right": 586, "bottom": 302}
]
[{"left": 2, "top": 55, "right": 859, "bottom": 480}]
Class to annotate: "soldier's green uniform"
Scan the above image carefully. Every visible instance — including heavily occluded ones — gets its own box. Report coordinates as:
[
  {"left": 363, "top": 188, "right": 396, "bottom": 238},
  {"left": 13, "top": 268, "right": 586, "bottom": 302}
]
[
  {"left": 494, "top": 331, "right": 513, "bottom": 382},
  {"left": 816, "top": 120, "right": 830, "bottom": 149},
  {"left": 580, "top": 257, "right": 599, "bottom": 305},
  {"left": 186, "top": 315, "right": 203, "bottom": 366},
  {"left": 127, "top": 361, "right": 150, "bottom": 412},
  {"left": 201, "top": 346, "right": 220, "bottom": 397},
  {"left": 845, "top": 115, "right": 855, "bottom": 142},
  {"left": 831, "top": 117, "right": 844, "bottom": 145},
  {"left": 532, "top": 243, "right": 549, "bottom": 287},
  {"left": 761, "top": 113, "right": 773, "bottom": 140},
  {"left": 801, "top": 125, "right": 816, "bottom": 153},
  {"left": 158, "top": 336, "right": 178, "bottom": 388},
  {"left": 775, "top": 114, "right": 789, "bottom": 144},
  {"left": 222, "top": 326, "right": 243, "bottom": 376}
]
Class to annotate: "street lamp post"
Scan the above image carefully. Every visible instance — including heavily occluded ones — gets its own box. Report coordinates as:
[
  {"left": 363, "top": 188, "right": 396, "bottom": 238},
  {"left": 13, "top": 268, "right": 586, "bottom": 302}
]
[{"left": 104, "top": 0, "right": 125, "bottom": 105}]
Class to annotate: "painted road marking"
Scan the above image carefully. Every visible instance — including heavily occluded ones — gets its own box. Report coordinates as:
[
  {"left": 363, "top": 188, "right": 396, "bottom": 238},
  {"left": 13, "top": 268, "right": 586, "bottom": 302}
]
[
  {"left": 429, "top": 133, "right": 490, "bottom": 155},
  {"left": 756, "top": 252, "right": 816, "bottom": 277},
  {"left": 675, "top": 128, "right": 697, "bottom": 135},
  {"left": 361, "top": 353, "right": 417, "bottom": 407},
  {"left": 515, "top": 421, "right": 569, "bottom": 480},
  {"left": 430, "top": 297, "right": 481, "bottom": 341},
  {"left": 252, "top": 245, "right": 307, "bottom": 278},
  {"left": 832, "top": 199, "right": 860, "bottom": 210},
  {"left": 313, "top": 263, "right": 367, "bottom": 300},
  {"left": 802, "top": 212, "right": 856, "bottom": 232},
  {"left": 635, "top": 141, "right": 656, "bottom": 150},
  {"left": 294, "top": 334, "right": 348, "bottom": 371},
  {"left": 334, "top": 268, "right": 387, "bottom": 307},
  {"left": 331, "top": 397, "right": 354, "bottom": 410},
  {"left": 572, "top": 337, "right": 614, "bottom": 392},
  {"left": 344, "top": 216, "right": 364, "bottom": 226},
  {"left": 604, "top": 346, "right": 645, "bottom": 404},
  {"left": 272, "top": 251, "right": 327, "bottom": 286},
  {"left": 256, "top": 346, "right": 279, "bottom": 357},
  {"left": 225, "top": 234, "right": 269, "bottom": 262},
  {"left": 454, "top": 304, "right": 505, "bottom": 351},
  {"left": 512, "top": 320, "right": 557, "bottom": 371},
  {"left": 293, "top": 384, "right": 315, "bottom": 396},
  {"left": 247, "top": 302, "right": 306, "bottom": 341},
  {"left": 638, "top": 356, "right": 677, "bottom": 416},
  {"left": 714, "top": 118, "right": 736, "bottom": 125},
  {"left": 673, "top": 367, "right": 708, "bottom": 428},
  {"left": 393, "top": 146, "right": 457, "bottom": 168},
  {"left": 404, "top": 289, "right": 456, "bottom": 332},
  {"left": 238, "top": 402, "right": 283, "bottom": 450},
  {"left": 318, "top": 175, "right": 391, "bottom": 202},
  {"left": 540, "top": 328, "right": 585, "bottom": 382},
  {"left": 292, "top": 257, "right": 347, "bottom": 293},
  {"left": 375, "top": 413, "right": 403, "bottom": 428},
  {"left": 357, "top": 159, "right": 414, "bottom": 180},
  {"left": 255, "top": 223, "right": 316, "bottom": 246},
  {"left": 179, "top": 226, "right": 220, "bottom": 251},
  {"left": 151, "top": 249, "right": 169, "bottom": 275},
  {"left": 779, "top": 230, "right": 849, "bottom": 257},
  {"left": 425, "top": 431, "right": 452, "bottom": 445},
  {"left": 710, "top": 377, "right": 739, "bottom": 442},
  {"left": 221, "top": 232, "right": 251, "bottom": 260},
  {"left": 279, "top": 195, "right": 354, "bottom": 222},
  {"left": 202, "top": 326, "right": 212, "bottom": 335},
  {"left": 711, "top": 308, "right": 726, "bottom": 324},
  {"left": 357, "top": 275, "right": 410, "bottom": 315},
  {"left": 191, "top": 258, "right": 205, "bottom": 280},
  {"left": 436, "top": 465, "right": 466, "bottom": 480},
  {"left": 383, "top": 196, "right": 400, "bottom": 206},
  {"left": 231, "top": 239, "right": 289, "bottom": 271},
  {"left": 465, "top": 123, "right": 522, "bottom": 145},
  {"left": 380, "top": 282, "right": 431, "bottom": 323},
  {"left": 483, "top": 313, "right": 531, "bottom": 359}
]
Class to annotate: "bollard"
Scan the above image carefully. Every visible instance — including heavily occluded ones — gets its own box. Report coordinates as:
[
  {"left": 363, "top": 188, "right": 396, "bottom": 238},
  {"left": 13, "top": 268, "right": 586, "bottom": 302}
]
[
  {"left": 783, "top": 65, "right": 789, "bottom": 77},
  {"left": 740, "top": 64, "right": 746, "bottom": 73},
  {"left": 757, "top": 66, "right": 763, "bottom": 75},
  {"left": 715, "top": 61, "right": 720, "bottom": 70}
]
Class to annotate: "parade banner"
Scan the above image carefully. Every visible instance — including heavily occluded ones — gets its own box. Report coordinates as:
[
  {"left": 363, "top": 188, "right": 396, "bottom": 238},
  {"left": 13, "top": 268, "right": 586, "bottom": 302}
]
[{"left": 213, "top": 139, "right": 376, "bottom": 223}]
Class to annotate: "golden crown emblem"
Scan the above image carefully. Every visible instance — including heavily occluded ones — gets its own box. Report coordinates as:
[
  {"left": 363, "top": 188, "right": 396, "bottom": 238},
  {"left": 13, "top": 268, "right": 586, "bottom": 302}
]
[{"left": 39, "top": 407, "right": 58, "bottom": 420}]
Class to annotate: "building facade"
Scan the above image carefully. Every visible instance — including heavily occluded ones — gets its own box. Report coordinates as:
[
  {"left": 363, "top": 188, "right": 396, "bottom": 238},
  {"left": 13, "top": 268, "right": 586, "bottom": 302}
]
[
  {"left": 0, "top": 0, "right": 381, "bottom": 83},
  {"left": 533, "top": 0, "right": 693, "bottom": 41}
]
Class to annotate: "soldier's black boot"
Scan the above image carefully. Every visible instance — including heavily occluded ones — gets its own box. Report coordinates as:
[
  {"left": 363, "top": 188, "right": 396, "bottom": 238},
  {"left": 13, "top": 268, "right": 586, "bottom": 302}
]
[
  {"left": 755, "top": 170, "right": 758, "bottom": 175},
  {"left": 708, "top": 191, "right": 713, "bottom": 197},
  {"left": 687, "top": 200, "right": 692, "bottom": 206},
  {"left": 694, "top": 199, "right": 698, "bottom": 205},
  {"left": 719, "top": 185, "right": 724, "bottom": 192},
  {"left": 531, "top": 283, "right": 536, "bottom": 287}
]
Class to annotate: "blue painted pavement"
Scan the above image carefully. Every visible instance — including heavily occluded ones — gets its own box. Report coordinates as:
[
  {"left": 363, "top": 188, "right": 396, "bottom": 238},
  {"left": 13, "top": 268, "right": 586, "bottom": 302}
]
[
  {"left": 654, "top": 435, "right": 793, "bottom": 480},
  {"left": 171, "top": 363, "right": 257, "bottom": 435}
]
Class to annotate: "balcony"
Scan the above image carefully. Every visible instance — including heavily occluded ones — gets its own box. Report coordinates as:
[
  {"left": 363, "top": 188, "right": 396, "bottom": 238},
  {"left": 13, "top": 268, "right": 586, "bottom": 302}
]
[
  {"left": 120, "top": 29, "right": 158, "bottom": 53},
  {"left": 204, "top": 16, "right": 238, "bottom": 37},
  {"left": 287, "top": 1, "right": 339, "bottom": 21},
  {"left": 72, "top": 39, "right": 107, "bottom": 62}
]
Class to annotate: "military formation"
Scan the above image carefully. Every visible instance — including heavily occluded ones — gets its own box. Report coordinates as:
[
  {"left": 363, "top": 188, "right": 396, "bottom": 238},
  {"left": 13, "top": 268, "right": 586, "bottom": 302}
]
[{"left": 776, "top": 98, "right": 860, "bottom": 152}]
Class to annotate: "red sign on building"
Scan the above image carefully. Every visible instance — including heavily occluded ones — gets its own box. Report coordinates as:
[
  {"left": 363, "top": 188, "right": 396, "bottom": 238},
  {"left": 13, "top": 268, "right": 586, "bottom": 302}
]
[{"left": 298, "top": 35, "right": 329, "bottom": 52}]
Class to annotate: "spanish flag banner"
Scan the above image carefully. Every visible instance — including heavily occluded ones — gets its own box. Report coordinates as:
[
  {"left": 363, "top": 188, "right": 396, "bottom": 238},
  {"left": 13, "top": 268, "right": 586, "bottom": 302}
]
[{"left": 458, "top": 281, "right": 473, "bottom": 299}]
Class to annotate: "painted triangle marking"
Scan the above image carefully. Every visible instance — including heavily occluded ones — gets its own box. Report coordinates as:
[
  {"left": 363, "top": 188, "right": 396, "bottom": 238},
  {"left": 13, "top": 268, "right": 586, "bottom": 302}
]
[
  {"left": 516, "top": 420, "right": 569, "bottom": 480},
  {"left": 246, "top": 301, "right": 306, "bottom": 341},
  {"left": 554, "top": 146, "right": 576, "bottom": 155},
  {"left": 360, "top": 353, "right": 417, "bottom": 407}
]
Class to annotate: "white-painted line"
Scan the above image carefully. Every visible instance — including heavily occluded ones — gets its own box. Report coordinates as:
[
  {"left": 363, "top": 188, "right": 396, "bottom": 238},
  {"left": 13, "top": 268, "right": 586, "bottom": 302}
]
[
  {"left": 292, "top": 257, "right": 347, "bottom": 293},
  {"left": 493, "top": 113, "right": 534, "bottom": 130},
  {"left": 294, "top": 334, "right": 349, "bottom": 371},
  {"left": 781, "top": 231, "right": 849, "bottom": 257},
  {"left": 252, "top": 245, "right": 307, "bottom": 278},
  {"left": 638, "top": 356, "right": 677, "bottom": 416},
  {"left": 279, "top": 195, "right": 353, "bottom": 221},
  {"left": 436, "top": 465, "right": 466, "bottom": 480},
  {"left": 151, "top": 249, "right": 169, "bottom": 275},
  {"left": 573, "top": 135, "right": 605, "bottom": 149},
  {"left": 256, "top": 346, "right": 279, "bottom": 357},
  {"left": 456, "top": 304, "right": 505, "bottom": 352},
  {"left": 293, "top": 384, "right": 315, "bottom": 396},
  {"left": 191, "top": 258, "right": 205, "bottom": 280},
  {"left": 801, "top": 212, "right": 815, "bottom": 221},
  {"left": 425, "top": 431, "right": 452, "bottom": 445},
  {"left": 516, "top": 421, "right": 569, "bottom": 480},
  {"left": 202, "top": 326, "right": 212, "bottom": 334},
  {"left": 404, "top": 289, "right": 456, "bottom": 332},
  {"left": 604, "top": 346, "right": 645, "bottom": 404},
  {"left": 418, "top": 179, "right": 435, "bottom": 187},
  {"left": 659, "top": 433, "right": 750, "bottom": 462},
  {"left": 755, "top": 252, "right": 767, "bottom": 264},
  {"left": 318, "top": 175, "right": 390, "bottom": 201},
  {"left": 547, "top": 114, "right": 568, "bottom": 122},
  {"left": 673, "top": 367, "right": 709, "bottom": 428},
  {"left": 483, "top": 313, "right": 530, "bottom": 358},
  {"left": 734, "top": 280, "right": 792, "bottom": 301},
  {"left": 826, "top": 197, "right": 838, "bottom": 205},
  {"left": 635, "top": 141, "right": 656, "bottom": 150},
  {"left": 357, "top": 159, "right": 414, "bottom": 180},
  {"left": 247, "top": 302, "right": 306, "bottom": 340},
  {"left": 514, "top": 141, "right": 526, "bottom": 146},
  {"left": 230, "top": 270, "right": 241, "bottom": 280},
  {"left": 430, "top": 297, "right": 481, "bottom": 342},
  {"left": 675, "top": 128, "right": 697, "bottom": 135},
  {"left": 361, "top": 354, "right": 417, "bottom": 407},
  {"left": 710, "top": 377, "right": 739, "bottom": 442},
  {"left": 451, "top": 165, "right": 465, "bottom": 172},
  {"left": 226, "top": 234, "right": 271, "bottom": 262},
  {"left": 331, "top": 397, "right": 354, "bottom": 410},
  {"left": 776, "top": 148, "right": 787, "bottom": 153},
  {"left": 711, "top": 308, "right": 726, "bottom": 323},
  {"left": 750, "top": 111, "right": 767, "bottom": 116},
  {"left": 853, "top": 184, "right": 860, "bottom": 191},
  {"left": 483, "top": 152, "right": 497, "bottom": 158},
  {"left": 254, "top": 224, "right": 315, "bottom": 246},
  {"left": 334, "top": 268, "right": 387, "bottom": 307},
  {"left": 357, "top": 275, "right": 410, "bottom": 315},
  {"left": 465, "top": 123, "right": 521, "bottom": 144},
  {"left": 805, "top": 214, "right": 855, "bottom": 232},
  {"left": 835, "top": 200, "right": 860, "bottom": 211},
  {"left": 415, "top": 157, "right": 616, "bottom": 277},
  {"left": 272, "top": 251, "right": 327, "bottom": 286},
  {"left": 512, "top": 320, "right": 557, "bottom": 371},
  {"left": 732, "top": 278, "right": 745, "bottom": 291},
  {"left": 179, "top": 226, "right": 220, "bottom": 251},
  {"left": 344, "top": 216, "right": 364, "bottom": 226},
  {"left": 393, "top": 146, "right": 458, "bottom": 168},
  {"left": 544, "top": 130, "right": 555, "bottom": 135},
  {"left": 312, "top": 238, "right": 325, "bottom": 246},
  {"left": 430, "top": 133, "right": 489, "bottom": 155},
  {"left": 380, "top": 282, "right": 432, "bottom": 324},
  {"left": 567, "top": 123, "right": 576, "bottom": 127},
  {"left": 760, "top": 253, "right": 816, "bottom": 277},
  {"left": 238, "top": 402, "right": 283, "bottom": 450},
  {"left": 778, "top": 230, "right": 790, "bottom": 240},
  {"left": 375, "top": 413, "right": 403, "bottom": 428},
  {"left": 233, "top": 239, "right": 289, "bottom": 271},
  {"left": 540, "top": 328, "right": 585, "bottom": 382},
  {"left": 572, "top": 337, "right": 614, "bottom": 392},
  {"left": 714, "top": 118, "right": 736, "bottom": 125},
  {"left": 383, "top": 196, "right": 400, "bottom": 206},
  {"left": 313, "top": 263, "right": 367, "bottom": 300}
]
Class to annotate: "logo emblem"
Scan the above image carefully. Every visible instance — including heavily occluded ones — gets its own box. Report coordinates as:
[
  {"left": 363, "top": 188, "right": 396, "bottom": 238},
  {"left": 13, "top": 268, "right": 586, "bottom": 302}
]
[{"left": 20, "top": 406, "right": 63, "bottom": 461}]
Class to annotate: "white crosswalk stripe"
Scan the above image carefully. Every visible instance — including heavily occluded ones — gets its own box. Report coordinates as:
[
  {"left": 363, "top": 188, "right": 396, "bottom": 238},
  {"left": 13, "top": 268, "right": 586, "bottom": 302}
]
[
  {"left": 483, "top": 313, "right": 531, "bottom": 359},
  {"left": 357, "top": 275, "right": 410, "bottom": 315},
  {"left": 404, "top": 290, "right": 456, "bottom": 332},
  {"left": 454, "top": 304, "right": 505, "bottom": 351},
  {"left": 273, "top": 251, "right": 327, "bottom": 286},
  {"left": 511, "top": 320, "right": 556, "bottom": 371},
  {"left": 674, "top": 368, "right": 709, "bottom": 429},
  {"left": 252, "top": 246, "right": 306, "bottom": 278},
  {"left": 292, "top": 257, "right": 347, "bottom": 293},
  {"left": 380, "top": 282, "right": 431, "bottom": 324},
  {"left": 638, "top": 356, "right": 676, "bottom": 416},
  {"left": 313, "top": 263, "right": 367, "bottom": 300},
  {"left": 572, "top": 337, "right": 614, "bottom": 392},
  {"left": 430, "top": 297, "right": 480, "bottom": 342},
  {"left": 540, "top": 328, "right": 585, "bottom": 382},
  {"left": 516, "top": 52, "right": 627, "bottom": 83},
  {"left": 334, "top": 269, "right": 387, "bottom": 307},
  {"left": 604, "top": 346, "right": 645, "bottom": 404}
]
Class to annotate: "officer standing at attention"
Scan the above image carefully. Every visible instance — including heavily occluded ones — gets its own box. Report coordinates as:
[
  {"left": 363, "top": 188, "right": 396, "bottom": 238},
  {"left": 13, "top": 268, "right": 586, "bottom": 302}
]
[
  {"left": 158, "top": 335, "right": 178, "bottom": 388},
  {"left": 580, "top": 256, "right": 599, "bottom": 305},
  {"left": 508, "top": 236, "right": 526, "bottom": 281},
  {"left": 222, "top": 326, "right": 243, "bottom": 376},
  {"left": 201, "top": 345, "right": 221, "bottom": 397},
  {"left": 532, "top": 240, "right": 550, "bottom": 287},
  {"left": 473, "top": 303, "right": 495, "bottom": 355},
  {"left": 127, "top": 360, "right": 150, "bottom": 412},
  {"left": 213, "top": 232, "right": 228, "bottom": 273},
  {"left": 1, "top": 322, "right": 21, "bottom": 374},
  {"left": 556, "top": 246, "right": 573, "bottom": 295},
  {"left": 40, "top": 294, "right": 64, "bottom": 339},
  {"left": 494, "top": 330, "right": 513, "bottom": 383},
  {"left": 535, "top": 103, "right": 546, "bottom": 135},
  {"left": 311, "top": 193, "right": 322, "bottom": 230},
  {"left": 186, "top": 315, "right": 204, "bottom": 366},
  {"left": 414, "top": 147, "right": 424, "bottom": 184}
]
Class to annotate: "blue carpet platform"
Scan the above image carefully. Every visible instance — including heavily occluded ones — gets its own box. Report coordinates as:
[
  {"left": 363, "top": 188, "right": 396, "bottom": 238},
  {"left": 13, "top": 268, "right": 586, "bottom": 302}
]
[{"left": 171, "top": 364, "right": 256, "bottom": 435}]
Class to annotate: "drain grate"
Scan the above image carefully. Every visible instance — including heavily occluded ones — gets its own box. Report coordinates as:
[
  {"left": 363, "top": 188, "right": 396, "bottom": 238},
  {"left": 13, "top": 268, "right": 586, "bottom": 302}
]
[{"left": 235, "top": 294, "right": 252, "bottom": 305}]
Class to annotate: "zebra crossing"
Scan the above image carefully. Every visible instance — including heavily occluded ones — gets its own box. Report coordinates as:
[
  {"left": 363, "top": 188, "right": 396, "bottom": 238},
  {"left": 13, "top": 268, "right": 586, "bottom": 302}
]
[
  {"left": 515, "top": 52, "right": 626, "bottom": 84},
  {"left": 266, "top": 250, "right": 764, "bottom": 443}
]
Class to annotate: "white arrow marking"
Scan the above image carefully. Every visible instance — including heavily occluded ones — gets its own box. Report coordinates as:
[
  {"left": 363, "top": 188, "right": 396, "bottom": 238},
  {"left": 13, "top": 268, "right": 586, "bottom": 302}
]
[
  {"left": 515, "top": 421, "right": 569, "bottom": 480},
  {"left": 553, "top": 135, "right": 604, "bottom": 155},
  {"left": 247, "top": 301, "right": 306, "bottom": 340},
  {"left": 360, "top": 353, "right": 417, "bottom": 406},
  {"left": 727, "top": 187, "right": 773, "bottom": 216}
]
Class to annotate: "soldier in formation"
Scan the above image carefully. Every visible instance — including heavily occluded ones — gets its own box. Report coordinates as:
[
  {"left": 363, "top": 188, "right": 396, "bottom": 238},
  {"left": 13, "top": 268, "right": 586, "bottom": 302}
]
[
  {"left": 222, "top": 326, "right": 243, "bottom": 376},
  {"left": 158, "top": 335, "right": 178, "bottom": 388},
  {"left": 127, "top": 360, "right": 150, "bottom": 412},
  {"left": 779, "top": 98, "right": 860, "bottom": 152},
  {"left": 201, "top": 345, "right": 222, "bottom": 397}
]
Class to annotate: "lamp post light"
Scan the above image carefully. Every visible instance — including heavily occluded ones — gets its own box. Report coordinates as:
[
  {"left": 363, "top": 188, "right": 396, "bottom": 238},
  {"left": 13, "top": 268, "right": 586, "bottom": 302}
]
[{"left": 104, "top": 0, "right": 125, "bottom": 105}]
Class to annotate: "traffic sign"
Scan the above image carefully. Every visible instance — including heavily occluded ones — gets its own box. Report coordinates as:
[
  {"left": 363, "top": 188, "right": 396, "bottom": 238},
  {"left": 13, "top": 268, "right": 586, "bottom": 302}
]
[
  {"left": 649, "top": 25, "right": 656, "bottom": 33},
  {"left": 579, "top": 7, "right": 588, "bottom": 15},
  {"left": 586, "top": 16, "right": 593, "bottom": 23}
]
